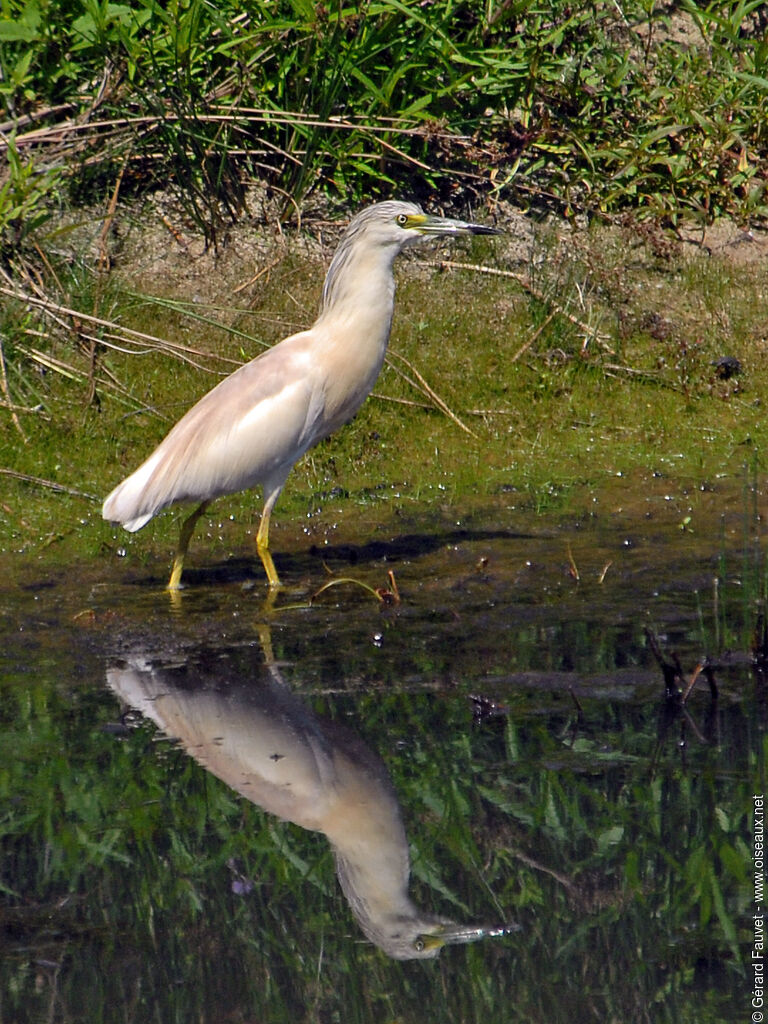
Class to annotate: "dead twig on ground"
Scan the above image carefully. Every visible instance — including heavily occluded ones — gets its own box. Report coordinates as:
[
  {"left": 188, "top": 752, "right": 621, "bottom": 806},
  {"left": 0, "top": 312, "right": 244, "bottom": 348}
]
[
  {"left": 385, "top": 349, "right": 478, "bottom": 438},
  {"left": 0, "top": 467, "right": 98, "bottom": 501}
]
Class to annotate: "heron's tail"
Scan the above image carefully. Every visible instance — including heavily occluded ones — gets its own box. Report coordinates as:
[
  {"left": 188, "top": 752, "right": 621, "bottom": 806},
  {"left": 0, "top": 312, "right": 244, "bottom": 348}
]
[{"left": 102, "top": 452, "right": 165, "bottom": 531}]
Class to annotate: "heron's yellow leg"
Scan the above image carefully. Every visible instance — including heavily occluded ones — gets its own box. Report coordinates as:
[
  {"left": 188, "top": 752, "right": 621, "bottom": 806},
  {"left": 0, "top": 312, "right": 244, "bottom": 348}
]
[
  {"left": 256, "top": 504, "right": 281, "bottom": 588},
  {"left": 168, "top": 501, "right": 209, "bottom": 591}
]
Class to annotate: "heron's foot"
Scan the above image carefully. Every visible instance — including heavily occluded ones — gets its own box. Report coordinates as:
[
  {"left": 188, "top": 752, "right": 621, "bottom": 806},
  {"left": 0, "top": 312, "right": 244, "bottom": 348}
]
[
  {"left": 167, "top": 501, "right": 210, "bottom": 592},
  {"left": 256, "top": 537, "right": 281, "bottom": 589},
  {"left": 167, "top": 562, "right": 185, "bottom": 591}
]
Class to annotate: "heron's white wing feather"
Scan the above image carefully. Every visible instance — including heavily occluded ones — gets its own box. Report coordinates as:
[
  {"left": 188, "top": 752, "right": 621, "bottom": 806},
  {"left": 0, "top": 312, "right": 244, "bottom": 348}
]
[{"left": 103, "top": 332, "right": 325, "bottom": 528}]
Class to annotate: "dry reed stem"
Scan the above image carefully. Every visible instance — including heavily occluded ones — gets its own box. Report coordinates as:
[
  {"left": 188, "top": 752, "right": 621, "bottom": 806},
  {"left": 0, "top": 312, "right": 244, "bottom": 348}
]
[
  {"left": 0, "top": 338, "right": 27, "bottom": 441},
  {"left": 0, "top": 400, "right": 49, "bottom": 417},
  {"left": 233, "top": 255, "right": 283, "bottom": 295},
  {"left": 510, "top": 309, "right": 558, "bottom": 363},
  {"left": 385, "top": 349, "right": 478, "bottom": 438},
  {"left": 0, "top": 284, "right": 241, "bottom": 370},
  {"left": 99, "top": 154, "right": 129, "bottom": 272},
  {"left": 3, "top": 283, "right": 476, "bottom": 437},
  {"left": 2, "top": 106, "right": 499, "bottom": 191}
]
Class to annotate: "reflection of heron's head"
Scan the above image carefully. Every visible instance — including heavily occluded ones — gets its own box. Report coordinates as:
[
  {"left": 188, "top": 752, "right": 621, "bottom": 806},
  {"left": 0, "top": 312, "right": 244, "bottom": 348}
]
[
  {"left": 354, "top": 911, "right": 465, "bottom": 962},
  {"left": 334, "top": 853, "right": 499, "bottom": 960},
  {"left": 335, "top": 855, "right": 445, "bottom": 959}
]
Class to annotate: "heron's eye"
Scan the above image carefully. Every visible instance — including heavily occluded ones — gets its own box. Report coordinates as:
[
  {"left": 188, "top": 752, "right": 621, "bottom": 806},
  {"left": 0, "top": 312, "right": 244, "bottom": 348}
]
[
  {"left": 396, "top": 213, "right": 409, "bottom": 226},
  {"left": 413, "top": 938, "right": 425, "bottom": 952}
]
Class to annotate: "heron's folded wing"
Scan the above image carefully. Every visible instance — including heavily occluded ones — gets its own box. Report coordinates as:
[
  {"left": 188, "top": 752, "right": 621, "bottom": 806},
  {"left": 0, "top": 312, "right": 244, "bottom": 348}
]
[{"left": 103, "top": 332, "right": 324, "bottom": 526}]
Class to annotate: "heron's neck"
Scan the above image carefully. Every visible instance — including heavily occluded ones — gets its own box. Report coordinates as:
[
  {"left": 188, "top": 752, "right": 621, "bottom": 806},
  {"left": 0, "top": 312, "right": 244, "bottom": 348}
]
[
  {"left": 332, "top": 843, "right": 418, "bottom": 945},
  {"left": 321, "top": 745, "right": 414, "bottom": 917},
  {"left": 316, "top": 240, "right": 398, "bottom": 337},
  {"left": 311, "top": 242, "right": 401, "bottom": 429}
]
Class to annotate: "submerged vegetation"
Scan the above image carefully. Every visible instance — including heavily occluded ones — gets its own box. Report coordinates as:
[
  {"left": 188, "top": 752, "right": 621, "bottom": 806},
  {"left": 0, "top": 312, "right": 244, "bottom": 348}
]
[{"left": 0, "top": 588, "right": 758, "bottom": 1021}]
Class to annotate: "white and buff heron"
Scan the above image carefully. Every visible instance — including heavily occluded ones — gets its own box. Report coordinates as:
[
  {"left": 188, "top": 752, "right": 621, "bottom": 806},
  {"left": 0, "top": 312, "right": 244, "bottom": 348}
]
[{"left": 102, "top": 201, "right": 498, "bottom": 589}]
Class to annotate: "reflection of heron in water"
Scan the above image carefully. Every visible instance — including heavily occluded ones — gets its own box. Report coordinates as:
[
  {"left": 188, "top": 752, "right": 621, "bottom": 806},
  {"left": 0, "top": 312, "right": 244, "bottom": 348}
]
[{"left": 107, "top": 636, "right": 507, "bottom": 959}]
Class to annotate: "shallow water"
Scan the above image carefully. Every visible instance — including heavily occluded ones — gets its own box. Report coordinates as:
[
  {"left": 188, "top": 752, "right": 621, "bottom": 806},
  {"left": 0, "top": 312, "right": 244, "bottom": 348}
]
[{"left": 1, "top": 480, "right": 761, "bottom": 1023}]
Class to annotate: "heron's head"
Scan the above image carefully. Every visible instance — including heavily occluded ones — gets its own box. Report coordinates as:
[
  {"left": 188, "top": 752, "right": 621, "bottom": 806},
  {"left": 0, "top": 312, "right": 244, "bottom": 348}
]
[
  {"left": 321, "top": 201, "right": 499, "bottom": 312},
  {"left": 372, "top": 911, "right": 512, "bottom": 961},
  {"left": 345, "top": 200, "right": 499, "bottom": 253}
]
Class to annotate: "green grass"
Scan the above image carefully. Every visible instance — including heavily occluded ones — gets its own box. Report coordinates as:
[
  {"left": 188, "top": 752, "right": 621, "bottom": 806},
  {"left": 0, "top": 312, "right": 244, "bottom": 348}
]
[
  {"left": 0, "top": 0, "right": 766, "bottom": 239},
  {"left": 1, "top": 218, "right": 767, "bottom": 575}
]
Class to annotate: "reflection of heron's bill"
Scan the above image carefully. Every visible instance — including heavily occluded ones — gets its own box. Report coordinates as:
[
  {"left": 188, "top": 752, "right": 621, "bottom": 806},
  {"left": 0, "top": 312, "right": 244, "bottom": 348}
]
[{"left": 420, "top": 922, "right": 517, "bottom": 951}]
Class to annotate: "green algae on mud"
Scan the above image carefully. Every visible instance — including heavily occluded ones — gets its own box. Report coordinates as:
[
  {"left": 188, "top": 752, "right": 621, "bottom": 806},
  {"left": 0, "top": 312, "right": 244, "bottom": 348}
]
[
  {"left": 1, "top": 211, "right": 768, "bottom": 576},
  {"left": 1, "top": 468, "right": 765, "bottom": 670}
]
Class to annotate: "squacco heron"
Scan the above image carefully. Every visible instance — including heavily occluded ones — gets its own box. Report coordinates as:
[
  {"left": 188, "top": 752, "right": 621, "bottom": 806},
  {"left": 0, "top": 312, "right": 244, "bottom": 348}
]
[
  {"left": 102, "top": 201, "right": 498, "bottom": 589},
  {"left": 107, "top": 641, "right": 508, "bottom": 958}
]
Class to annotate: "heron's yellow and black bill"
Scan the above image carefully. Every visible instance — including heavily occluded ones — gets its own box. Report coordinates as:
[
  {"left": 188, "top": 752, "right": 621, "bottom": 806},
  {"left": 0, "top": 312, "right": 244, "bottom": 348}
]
[
  {"left": 417, "top": 921, "right": 516, "bottom": 953},
  {"left": 405, "top": 212, "right": 501, "bottom": 237}
]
